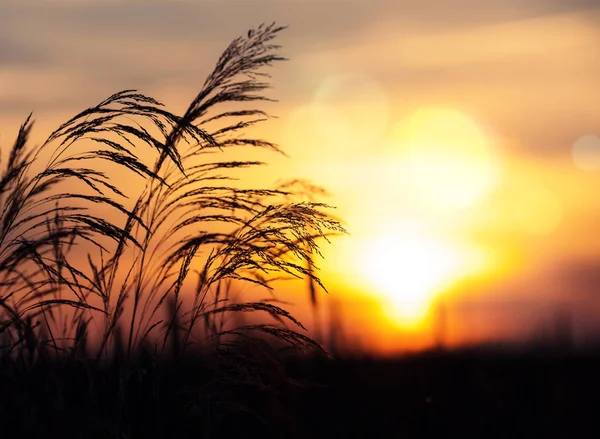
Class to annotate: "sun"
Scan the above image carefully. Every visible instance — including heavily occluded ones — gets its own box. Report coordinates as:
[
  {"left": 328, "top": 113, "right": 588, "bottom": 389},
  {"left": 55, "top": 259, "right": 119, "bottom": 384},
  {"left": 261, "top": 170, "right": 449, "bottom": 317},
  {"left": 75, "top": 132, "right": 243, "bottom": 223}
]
[{"left": 360, "top": 224, "right": 460, "bottom": 328}]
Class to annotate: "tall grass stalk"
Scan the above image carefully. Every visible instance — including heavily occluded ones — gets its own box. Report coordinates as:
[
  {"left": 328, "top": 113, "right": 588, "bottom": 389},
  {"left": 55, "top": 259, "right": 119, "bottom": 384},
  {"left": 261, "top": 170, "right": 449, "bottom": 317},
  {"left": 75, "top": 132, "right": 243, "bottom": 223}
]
[
  {"left": 0, "top": 23, "right": 346, "bottom": 436},
  {"left": 0, "top": 23, "right": 345, "bottom": 367}
]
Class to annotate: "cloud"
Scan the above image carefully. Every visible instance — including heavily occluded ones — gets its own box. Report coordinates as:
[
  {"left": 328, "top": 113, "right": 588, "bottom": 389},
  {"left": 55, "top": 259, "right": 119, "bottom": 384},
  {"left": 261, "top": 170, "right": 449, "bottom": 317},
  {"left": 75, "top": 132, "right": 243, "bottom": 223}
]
[
  {"left": 0, "top": 0, "right": 598, "bottom": 146},
  {"left": 3, "top": 0, "right": 597, "bottom": 63},
  {"left": 0, "top": 36, "right": 48, "bottom": 66}
]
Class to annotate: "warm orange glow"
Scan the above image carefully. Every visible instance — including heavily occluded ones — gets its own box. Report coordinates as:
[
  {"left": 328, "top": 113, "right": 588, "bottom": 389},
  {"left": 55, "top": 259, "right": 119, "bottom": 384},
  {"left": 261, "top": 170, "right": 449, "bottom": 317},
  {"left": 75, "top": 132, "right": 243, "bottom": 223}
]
[
  {"left": 3, "top": 3, "right": 599, "bottom": 355},
  {"left": 359, "top": 223, "right": 462, "bottom": 329}
]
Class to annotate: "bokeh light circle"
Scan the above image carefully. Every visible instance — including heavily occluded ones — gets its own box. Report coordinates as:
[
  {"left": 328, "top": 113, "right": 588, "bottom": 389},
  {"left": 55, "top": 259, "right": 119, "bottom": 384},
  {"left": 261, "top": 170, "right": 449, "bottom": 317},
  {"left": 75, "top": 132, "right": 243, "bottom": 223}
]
[
  {"left": 313, "top": 74, "right": 389, "bottom": 149},
  {"left": 391, "top": 108, "right": 499, "bottom": 210},
  {"left": 282, "top": 103, "right": 351, "bottom": 161},
  {"left": 572, "top": 135, "right": 600, "bottom": 171}
]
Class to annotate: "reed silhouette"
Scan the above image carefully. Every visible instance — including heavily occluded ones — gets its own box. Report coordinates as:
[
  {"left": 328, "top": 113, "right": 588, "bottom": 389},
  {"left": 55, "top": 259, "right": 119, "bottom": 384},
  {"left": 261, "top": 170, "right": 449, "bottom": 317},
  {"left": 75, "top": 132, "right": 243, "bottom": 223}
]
[
  {"left": 0, "top": 23, "right": 345, "bottom": 437},
  {"left": 1, "top": 20, "right": 595, "bottom": 439}
]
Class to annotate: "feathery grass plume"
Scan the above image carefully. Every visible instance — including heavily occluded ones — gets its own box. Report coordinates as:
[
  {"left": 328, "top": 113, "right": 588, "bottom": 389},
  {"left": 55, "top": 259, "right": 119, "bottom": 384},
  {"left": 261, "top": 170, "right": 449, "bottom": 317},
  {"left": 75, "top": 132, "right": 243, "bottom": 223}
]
[
  {"left": 0, "top": 23, "right": 345, "bottom": 435},
  {"left": 85, "top": 22, "right": 346, "bottom": 362},
  {"left": 0, "top": 82, "right": 215, "bottom": 362}
]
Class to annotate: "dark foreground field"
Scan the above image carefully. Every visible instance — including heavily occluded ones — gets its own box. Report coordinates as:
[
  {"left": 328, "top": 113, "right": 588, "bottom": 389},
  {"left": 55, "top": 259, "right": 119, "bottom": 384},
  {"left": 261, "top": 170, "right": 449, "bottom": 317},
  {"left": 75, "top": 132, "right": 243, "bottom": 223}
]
[
  {"left": 2, "top": 344, "right": 600, "bottom": 438},
  {"left": 289, "top": 346, "right": 600, "bottom": 438}
]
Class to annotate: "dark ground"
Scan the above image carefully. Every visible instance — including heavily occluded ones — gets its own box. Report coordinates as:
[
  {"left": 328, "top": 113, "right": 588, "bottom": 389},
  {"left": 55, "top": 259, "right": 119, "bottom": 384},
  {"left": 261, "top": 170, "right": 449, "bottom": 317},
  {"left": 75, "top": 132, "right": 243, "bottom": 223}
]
[
  {"left": 286, "top": 346, "right": 600, "bottom": 438},
  {"left": 2, "top": 344, "right": 600, "bottom": 438}
]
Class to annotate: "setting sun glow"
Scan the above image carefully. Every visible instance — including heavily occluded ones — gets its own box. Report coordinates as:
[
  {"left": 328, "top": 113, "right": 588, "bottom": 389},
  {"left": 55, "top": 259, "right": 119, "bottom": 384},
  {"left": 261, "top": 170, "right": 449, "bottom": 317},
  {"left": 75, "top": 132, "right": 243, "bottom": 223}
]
[
  {"left": 4, "top": 0, "right": 599, "bottom": 358},
  {"left": 360, "top": 224, "right": 461, "bottom": 328}
]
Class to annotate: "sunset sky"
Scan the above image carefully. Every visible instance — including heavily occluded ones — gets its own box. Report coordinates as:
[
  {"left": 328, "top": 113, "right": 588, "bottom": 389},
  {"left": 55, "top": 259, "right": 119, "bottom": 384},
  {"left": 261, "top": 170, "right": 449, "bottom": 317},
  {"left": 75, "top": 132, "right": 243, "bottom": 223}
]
[{"left": 1, "top": 0, "right": 600, "bottom": 355}]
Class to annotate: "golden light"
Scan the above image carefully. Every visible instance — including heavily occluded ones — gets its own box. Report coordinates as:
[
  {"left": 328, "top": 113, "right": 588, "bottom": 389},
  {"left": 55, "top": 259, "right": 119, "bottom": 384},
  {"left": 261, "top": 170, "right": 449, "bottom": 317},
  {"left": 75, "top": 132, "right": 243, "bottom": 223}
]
[
  {"left": 514, "top": 184, "right": 563, "bottom": 236},
  {"left": 360, "top": 223, "right": 461, "bottom": 329},
  {"left": 390, "top": 108, "right": 499, "bottom": 210}
]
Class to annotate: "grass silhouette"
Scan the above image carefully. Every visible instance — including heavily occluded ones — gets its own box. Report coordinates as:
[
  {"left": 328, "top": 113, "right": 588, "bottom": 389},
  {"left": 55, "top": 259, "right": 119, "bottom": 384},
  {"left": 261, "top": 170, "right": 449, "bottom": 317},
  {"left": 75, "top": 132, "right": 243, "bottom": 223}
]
[
  {"left": 0, "top": 23, "right": 345, "bottom": 437},
  {"left": 0, "top": 21, "right": 598, "bottom": 439}
]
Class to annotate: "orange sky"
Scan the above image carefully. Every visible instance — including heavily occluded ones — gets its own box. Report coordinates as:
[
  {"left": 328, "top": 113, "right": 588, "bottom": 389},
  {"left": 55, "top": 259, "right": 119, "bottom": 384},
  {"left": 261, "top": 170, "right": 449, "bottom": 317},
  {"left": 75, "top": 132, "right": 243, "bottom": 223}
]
[{"left": 1, "top": 0, "right": 600, "bottom": 355}]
